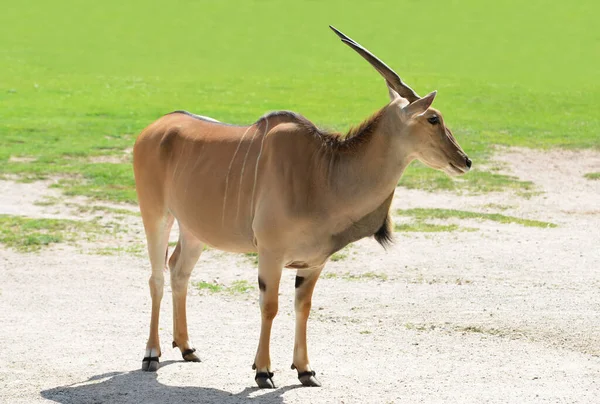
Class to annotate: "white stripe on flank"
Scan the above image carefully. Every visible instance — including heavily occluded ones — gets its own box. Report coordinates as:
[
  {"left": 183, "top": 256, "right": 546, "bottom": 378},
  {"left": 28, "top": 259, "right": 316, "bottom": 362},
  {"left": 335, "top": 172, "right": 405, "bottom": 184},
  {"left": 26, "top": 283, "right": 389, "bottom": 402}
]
[
  {"left": 188, "top": 142, "right": 206, "bottom": 180},
  {"left": 221, "top": 126, "right": 253, "bottom": 226},
  {"left": 250, "top": 118, "right": 269, "bottom": 214},
  {"left": 177, "top": 148, "right": 192, "bottom": 197},
  {"left": 235, "top": 126, "right": 261, "bottom": 221},
  {"left": 171, "top": 140, "right": 186, "bottom": 185}
]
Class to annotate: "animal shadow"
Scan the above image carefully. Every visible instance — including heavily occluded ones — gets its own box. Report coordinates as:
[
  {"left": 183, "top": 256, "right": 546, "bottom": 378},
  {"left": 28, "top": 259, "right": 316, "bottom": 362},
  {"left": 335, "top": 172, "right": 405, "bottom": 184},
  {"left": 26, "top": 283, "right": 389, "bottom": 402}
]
[{"left": 41, "top": 361, "right": 300, "bottom": 404}]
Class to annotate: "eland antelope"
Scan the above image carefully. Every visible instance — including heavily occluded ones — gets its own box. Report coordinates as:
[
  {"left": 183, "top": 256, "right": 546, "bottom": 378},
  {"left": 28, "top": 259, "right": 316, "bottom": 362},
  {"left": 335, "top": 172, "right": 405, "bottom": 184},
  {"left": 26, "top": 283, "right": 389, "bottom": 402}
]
[{"left": 133, "top": 26, "right": 471, "bottom": 388}]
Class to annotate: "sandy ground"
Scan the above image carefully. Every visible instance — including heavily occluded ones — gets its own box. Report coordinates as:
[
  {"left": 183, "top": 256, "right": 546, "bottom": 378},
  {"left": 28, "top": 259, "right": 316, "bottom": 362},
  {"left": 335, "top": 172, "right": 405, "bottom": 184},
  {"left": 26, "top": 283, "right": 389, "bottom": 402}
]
[{"left": 0, "top": 148, "right": 599, "bottom": 403}]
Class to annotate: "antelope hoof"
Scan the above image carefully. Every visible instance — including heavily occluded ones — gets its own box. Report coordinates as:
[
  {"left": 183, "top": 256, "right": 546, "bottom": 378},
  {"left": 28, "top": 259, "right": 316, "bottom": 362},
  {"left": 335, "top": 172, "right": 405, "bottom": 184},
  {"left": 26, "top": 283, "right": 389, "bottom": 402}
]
[
  {"left": 298, "top": 370, "right": 321, "bottom": 387},
  {"left": 255, "top": 371, "right": 276, "bottom": 389},
  {"left": 141, "top": 356, "right": 159, "bottom": 372},
  {"left": 182, "top": 348, "right": 201, "bottom": 362}
]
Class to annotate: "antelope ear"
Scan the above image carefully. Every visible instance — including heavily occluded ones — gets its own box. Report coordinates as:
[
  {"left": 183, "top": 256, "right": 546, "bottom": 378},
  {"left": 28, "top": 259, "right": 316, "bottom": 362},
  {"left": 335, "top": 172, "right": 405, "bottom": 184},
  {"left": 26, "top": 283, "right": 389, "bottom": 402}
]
[{"left": 403, "top": 91, "right": 437, "bottom": 116}]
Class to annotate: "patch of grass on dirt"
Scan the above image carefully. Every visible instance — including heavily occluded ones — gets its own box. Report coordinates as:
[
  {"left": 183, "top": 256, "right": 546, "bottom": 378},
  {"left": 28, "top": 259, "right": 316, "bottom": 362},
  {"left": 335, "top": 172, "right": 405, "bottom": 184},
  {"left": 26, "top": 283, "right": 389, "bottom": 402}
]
[
  {"left": 399, "top": 162, "right": 537, "bottom": 195},
  {"left": 584, "top": 172, "right": 600, "bottom": 180},
  {"left": 194, "top": 281, "right": 224, "bottom": 293},
  {"left": 396, "top": 208, "right": 557, "bottom": 228},
  {"left": 456, "top": 325, "right": 507, "bottom": 337},
  {"left": 67, "top": 203, "right": 139, "bottom": 216},
  {"left": 330, "top": 251, "right": 348, "bottom": 261},
  {"left": 330, "top": 246, "right": 352, "bottom": 261},
  {"left": 244, "top": 252, "right": 259, "bottom": 265},
  {"left": 409, "top": 275, "right": 473, "bottom": 285},
  {"left": 93, "top": 244, "right": 145, "bottom": 256},
  {"left": 194, "top": 280, "right": 255, "bottom": 295},
  {"left": 394, "top": 222, "right": 477, "bottom": 233},
  {"left": 361, "top": 272, "right": 388, "bottom": 281},
  {"left": 0, "top": 215, "right": 102, "bottom": 252},
  {"left": 228, "top": 280, "right": 254, "bottom": 294},
  {"left": 33, "top": 196, "right": 63, "bottom": 207},
  {"left": 323, "top": 271, "right": 388, "bottom": 282},
  {"left": 404, "top": 323, "right": 436, "bottom": 332},
  {"left": 404, "top": 322, "right": 518, "bottom": 338},
  {"left": 482, "top": 203, "right": 515, "bottom": 211}
]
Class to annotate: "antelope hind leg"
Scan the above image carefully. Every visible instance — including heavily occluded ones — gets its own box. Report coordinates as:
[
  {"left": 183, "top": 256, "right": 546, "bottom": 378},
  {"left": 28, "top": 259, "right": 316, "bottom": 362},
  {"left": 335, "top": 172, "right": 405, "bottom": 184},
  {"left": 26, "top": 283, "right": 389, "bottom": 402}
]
[
  {"left": 141, "top": 214, "right": 174, "bottom": 371},
  {"left": 292, "top": 266, "right": 323, "bottom": 387},
  {"left": 169, "top": 224, "right": 204, "bottom": 363}
]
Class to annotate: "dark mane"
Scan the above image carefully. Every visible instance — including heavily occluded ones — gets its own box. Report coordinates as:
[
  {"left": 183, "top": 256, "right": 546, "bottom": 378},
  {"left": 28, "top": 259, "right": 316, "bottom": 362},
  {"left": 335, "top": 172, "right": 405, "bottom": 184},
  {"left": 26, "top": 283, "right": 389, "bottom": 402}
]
[
  {"left": 168, "top": 109, "right": 385, "bottom": 154},
  {"left": 259, "top": 109, "right": 386, "bottom": 154}
]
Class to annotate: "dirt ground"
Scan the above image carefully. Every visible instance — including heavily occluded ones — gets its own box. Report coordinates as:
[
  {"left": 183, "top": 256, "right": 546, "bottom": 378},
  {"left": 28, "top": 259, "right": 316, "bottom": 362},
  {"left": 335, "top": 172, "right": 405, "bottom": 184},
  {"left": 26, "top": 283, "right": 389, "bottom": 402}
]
[{"left": 1, "top": 148, "right": 599, "bottom": 403}]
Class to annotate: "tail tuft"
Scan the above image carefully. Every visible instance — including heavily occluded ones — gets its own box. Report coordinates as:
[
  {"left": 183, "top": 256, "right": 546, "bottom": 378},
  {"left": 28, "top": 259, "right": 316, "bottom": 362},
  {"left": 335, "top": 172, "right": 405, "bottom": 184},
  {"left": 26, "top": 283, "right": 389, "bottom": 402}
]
[{"left": 374, "top": 214, "right": 393, "bottom": 249}]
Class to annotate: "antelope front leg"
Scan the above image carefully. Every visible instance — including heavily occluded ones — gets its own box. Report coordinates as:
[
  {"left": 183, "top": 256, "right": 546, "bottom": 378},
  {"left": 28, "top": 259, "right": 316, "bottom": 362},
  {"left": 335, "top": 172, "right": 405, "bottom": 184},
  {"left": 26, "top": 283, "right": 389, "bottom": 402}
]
[
  {"left": 141, "top": 215, "right": 173, "bottom": 372},
  {"left": 292, "top": 265, "right": 323, "bottom": 387},
  {"left": 253, "top": 251, "right": 283, "bottom": 389}
]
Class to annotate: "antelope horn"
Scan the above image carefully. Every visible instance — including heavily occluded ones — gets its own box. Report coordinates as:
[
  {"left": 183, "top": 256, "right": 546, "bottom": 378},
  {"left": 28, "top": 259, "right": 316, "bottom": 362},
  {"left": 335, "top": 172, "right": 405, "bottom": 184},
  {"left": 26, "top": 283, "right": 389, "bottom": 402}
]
[{"left": 329, "top": 25, "right": 420, "bottom": 103}]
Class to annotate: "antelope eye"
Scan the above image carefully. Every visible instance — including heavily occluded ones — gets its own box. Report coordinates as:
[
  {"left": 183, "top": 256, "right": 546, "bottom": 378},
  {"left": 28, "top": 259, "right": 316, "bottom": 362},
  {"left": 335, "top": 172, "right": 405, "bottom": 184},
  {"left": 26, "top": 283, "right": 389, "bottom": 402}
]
[{"left": 427, "top": 115, "right": 440, "bottom": 125}]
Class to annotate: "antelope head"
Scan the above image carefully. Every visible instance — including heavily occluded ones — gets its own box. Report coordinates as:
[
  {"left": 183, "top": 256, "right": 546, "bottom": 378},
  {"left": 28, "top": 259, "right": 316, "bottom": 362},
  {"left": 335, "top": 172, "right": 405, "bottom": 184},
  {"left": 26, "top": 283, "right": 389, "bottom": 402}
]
[{"left": 330, "top": 26, "right": 471, "bottom": 176}]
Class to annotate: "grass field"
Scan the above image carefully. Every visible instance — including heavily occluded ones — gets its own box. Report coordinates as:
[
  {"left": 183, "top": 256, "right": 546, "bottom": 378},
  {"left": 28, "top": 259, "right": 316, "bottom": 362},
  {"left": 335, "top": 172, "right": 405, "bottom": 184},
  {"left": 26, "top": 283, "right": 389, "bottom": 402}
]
[{"left": 1, "top": 0, "right": 598, "bottom": 203}]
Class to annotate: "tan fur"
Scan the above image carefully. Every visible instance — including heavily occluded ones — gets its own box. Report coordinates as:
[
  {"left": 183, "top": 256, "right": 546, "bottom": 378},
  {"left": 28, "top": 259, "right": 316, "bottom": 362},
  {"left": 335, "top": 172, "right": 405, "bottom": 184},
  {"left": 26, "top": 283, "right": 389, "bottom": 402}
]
[{"left": 133, "top": 27, "right": 470, "bottom": 386}]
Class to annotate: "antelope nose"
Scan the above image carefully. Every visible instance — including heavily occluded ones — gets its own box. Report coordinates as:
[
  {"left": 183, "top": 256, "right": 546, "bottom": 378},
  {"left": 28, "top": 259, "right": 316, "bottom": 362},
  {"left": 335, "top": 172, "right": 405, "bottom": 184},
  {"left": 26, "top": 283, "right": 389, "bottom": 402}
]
[{"left": 465, "top": 157, "right": 472, "bottom": 169}]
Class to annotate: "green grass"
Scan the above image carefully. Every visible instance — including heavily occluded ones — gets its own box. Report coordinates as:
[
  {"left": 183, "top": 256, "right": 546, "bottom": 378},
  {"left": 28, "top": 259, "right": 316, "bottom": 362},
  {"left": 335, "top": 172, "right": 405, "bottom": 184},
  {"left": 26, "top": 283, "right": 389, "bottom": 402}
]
[
  {"left": 330, "top": 251, "right": 348, "bottom": 261},
  {"left": 194, "top": 281, "right": 224, "bottom": 294},
  {"left": 330, "top": 246, "right": 352, "bottom": 262},
  {"left": 228, "top": 280, "right": 255, "bottom": 294},
  {"left": 396, "top": 208, "right": 557, "bottom": 228},
  {"left": 244, "top": 252, "right": 259, "bottom": 266},
  {"left": 93, "top": 245, "right": 145, "bottom": 257},
  {"left": 194, "top": 280, "right": 255, "bottom": 295},
  {"left": 0, "top": 215, "right": 102, "bottom": 252},
  {"left": 482, "top": 203, "right": 515, "bottom": 211},
  {"left": 404, "top": 323, "right": 508, "bottom": 336},
  {"left": 456, "top": 326, "right": 507, "bottom": 337},
  {"left": 323, "top": 271, "right": 388, "bottom": 281},
  {"left": 398, "top": 161, "right": 537, "bottom": 195},
  {"left": 394, "top": 222, "right": 476, "bottom": 233},
  {"left": 408, "top": 275, "right": 473, "bottom": 285},
  {"left": 1, "top": 1, "right": 598, "bottom": 202},
  {"left": 584, "top": 173, "right": 600, "bottom": 180},
  {"left": 404, "top": 323, "right": 437, "bottom": 332},
  {"left": 33, "top": 196, "right": 62, "bottom": 207},
  {"left": 61, "top": 202, "right": 139, "bottom": 216}
]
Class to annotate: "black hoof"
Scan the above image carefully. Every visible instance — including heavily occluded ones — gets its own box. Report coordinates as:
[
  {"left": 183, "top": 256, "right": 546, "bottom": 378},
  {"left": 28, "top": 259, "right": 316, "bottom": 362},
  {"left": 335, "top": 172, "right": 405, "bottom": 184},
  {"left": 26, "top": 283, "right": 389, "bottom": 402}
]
[
  {"left": 141, "top": 356, "right": 159, "bottom": 372},
  {"left": 182, "top": 348, "right": 201, "bottom": 362},
  {"left": 298, "top": 370, "right": 321, "bottom": 387},
  {"left": 255, "top": 371, "right": 276, "bottom": 389}
]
